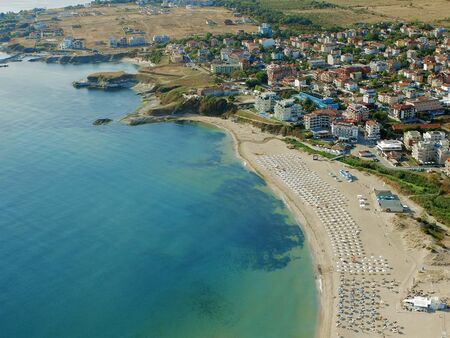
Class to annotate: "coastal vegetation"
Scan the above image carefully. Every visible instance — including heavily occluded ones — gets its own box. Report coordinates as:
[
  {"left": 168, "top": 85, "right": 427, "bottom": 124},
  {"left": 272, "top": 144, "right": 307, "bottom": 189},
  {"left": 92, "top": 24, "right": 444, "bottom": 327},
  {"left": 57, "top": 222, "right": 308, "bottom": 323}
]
[
  {"left": 416, "top": 216, "right": 447, "bottom": 243},
  {"left": 216, "top": 0, "right": 316, "bottom": 29},
  {"left": 219, "top": 0, "right": 450, "bottom": 28}
]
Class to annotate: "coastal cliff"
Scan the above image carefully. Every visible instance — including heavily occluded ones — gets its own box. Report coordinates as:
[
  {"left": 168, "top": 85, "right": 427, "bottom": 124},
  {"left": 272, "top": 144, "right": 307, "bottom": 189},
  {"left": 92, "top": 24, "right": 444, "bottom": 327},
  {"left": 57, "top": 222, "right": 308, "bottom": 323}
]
[{"left": 45, "top": 53, "right": 129, "bottom": 65}]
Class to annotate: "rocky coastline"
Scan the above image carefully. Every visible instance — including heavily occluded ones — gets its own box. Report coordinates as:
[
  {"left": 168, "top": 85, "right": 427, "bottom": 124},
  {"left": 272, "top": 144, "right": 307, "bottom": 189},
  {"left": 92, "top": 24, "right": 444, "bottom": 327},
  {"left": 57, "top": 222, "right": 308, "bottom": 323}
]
[
  {"left": 43, "top": 52, "right": 129, "bottom": 65},
  {"left": 2, "top": 43, "right": 130, "bottom": 65},
  {"left": 73, "top": 71, "right": 138, "bottom": 90}
]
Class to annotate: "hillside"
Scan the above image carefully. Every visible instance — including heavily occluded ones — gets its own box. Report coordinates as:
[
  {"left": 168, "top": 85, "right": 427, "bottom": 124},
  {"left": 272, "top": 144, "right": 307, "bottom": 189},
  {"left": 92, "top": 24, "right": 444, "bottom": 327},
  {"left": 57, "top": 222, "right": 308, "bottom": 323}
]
[{"left": 224, "top": 0, "right": 450, "bottom": 28}]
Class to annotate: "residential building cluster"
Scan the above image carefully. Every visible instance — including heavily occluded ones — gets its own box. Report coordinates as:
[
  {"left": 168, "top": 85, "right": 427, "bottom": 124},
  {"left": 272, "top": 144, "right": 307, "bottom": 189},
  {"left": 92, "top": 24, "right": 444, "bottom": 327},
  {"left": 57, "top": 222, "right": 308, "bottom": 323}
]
[{"left": 3, "top": 11, "right": 450, "bottom": 169}]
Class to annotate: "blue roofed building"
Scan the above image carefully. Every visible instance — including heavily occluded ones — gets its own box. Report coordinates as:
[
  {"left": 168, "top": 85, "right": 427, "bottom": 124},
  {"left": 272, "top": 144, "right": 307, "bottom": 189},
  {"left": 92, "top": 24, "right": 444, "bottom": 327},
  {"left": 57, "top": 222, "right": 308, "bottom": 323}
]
[
  {"left": 258, "top": 23, "right": 272, "bottom": 37},
  {"left": 296, "top": 92, "right": 339, "bottom": 110}
]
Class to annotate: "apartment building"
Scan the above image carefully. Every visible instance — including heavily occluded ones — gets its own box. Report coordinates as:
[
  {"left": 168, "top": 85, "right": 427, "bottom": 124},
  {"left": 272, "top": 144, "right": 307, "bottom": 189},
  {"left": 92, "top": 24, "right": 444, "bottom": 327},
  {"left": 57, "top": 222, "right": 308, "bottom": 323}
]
[
  {"left": 254, "top": 92, "right": 277, "bottom": 113},
  {"left": 273, "top": 99, "right": 301, "bottom": 121},
  {"left": 362, "top": 88, "right": 376, "bottom": 105},
  {"left": 378, "top": 92, "right": 403, "bottom": 105},
  {"left": 266, "top": 63, "right": 296, "bottom": 85},
  {"left": 59, "top": 36, "right": 85, "bottom": 50},
  {"left": 412, "top": 141, "right": 438, "bottom": 164},
  {"left": 423, "top": 131, "right": 446, "bottom": 142},
  {"left": 403, "top": 130, "right": 422, "bottom": 150},
  {"left": 343, "top": 103, "right": 369, "bottom": 122},
  {"left": 412, "top": 139, "right": 449, "bottom": 165},
  {"left": 331, "top": 122, "right": 359, "bottom": 140},
  {"left": 365, "top": 120, "right": 381, "bottom": 140},
  {"left": 304, "top": 109, "right": 339, "bottom": 131},
  {"left": 389, "top": 104, "right": 416, "bottom": 121}
]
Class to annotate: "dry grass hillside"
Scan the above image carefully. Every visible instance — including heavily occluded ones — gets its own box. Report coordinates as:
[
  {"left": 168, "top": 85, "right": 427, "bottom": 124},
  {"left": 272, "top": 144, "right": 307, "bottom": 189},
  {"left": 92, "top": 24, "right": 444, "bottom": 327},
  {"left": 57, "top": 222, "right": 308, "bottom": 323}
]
[
  {"left": 12, "top": 4, "right": 257, "bottom": 51},
  {"left": 262, "top": 0, "right": 450, "bottom": 27}
]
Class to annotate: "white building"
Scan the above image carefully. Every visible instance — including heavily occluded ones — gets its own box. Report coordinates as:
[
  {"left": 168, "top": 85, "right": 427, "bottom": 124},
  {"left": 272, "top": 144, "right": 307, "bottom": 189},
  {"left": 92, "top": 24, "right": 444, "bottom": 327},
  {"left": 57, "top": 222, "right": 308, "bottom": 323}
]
[
  {"left": 423, "top": 131, "right": 446, "bottom": 142},
  {"left": 436, "top": 140, "right": 449, "bottom": 165},
  {"left": 365, "top": 120, "right": 381, "bottom": 140},
  {"left": 327, "top": 54, "right": 340, "bottom": 65},
  {"left": 255, "top": 92, "right": 277, "bottom": 113},
  {"left": 60, "top": 36, "right": 74, "bottom": 49},
  {"left": 344, "top": 81, "right": 358, "bottom": 92},
  {"left": 377, "top": 140, "right": 403, "bottom": 152},
  {"left": 259, "top": 38, "right": 275, "bottom": 49},
  {"left": 331, "top": 122, "right": 359, "bottom": 141},
  {"left": 258, "top": 23, "right": 272, "bottom": 37},
  {"left": 340, "top": 53, "right": 353, "bottom": 63},
  {"left": 412, "top": 141, "right": 436, "bottom": 164},
  {"left": 362, "top": 88, "right": 376, "bottom": 105},
  {"left": 304, "top": 109, "right": 338, "bottom": 131},
  {"left": 294, "top": 78, "right": 307, "bottom": 88},
  {"left": 403, "top": 297, "right": 446, "bottom": 311},
  {"left": 364, "top": 46, "right": 378, "bottom": 55},
  {"left": 273, "top": 99, "right": 300, "bottom": 121},
  {"left": 153, "top": 35, "right": 170, "bottom": 44},
  {"left": 59, "top": 36, "right": 85, "bottom": 50},
  {"left": 404, "top": 130, "right": 422, "bottom": 150},
  {"left": 412, "top": 139, "right": 449, "bottom": 165},
  {"left": 128, "top": 36, "right": 146, "bottom": 46},
  {"left": 369, "top": 61, "right": 388, "bottom": 73}
]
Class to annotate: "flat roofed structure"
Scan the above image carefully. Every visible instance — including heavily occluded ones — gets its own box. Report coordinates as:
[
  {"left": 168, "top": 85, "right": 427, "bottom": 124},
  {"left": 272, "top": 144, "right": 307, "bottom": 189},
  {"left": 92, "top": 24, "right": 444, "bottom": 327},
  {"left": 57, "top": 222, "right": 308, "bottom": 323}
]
[
  {"left": 376, "top": 140, "right": 403, "bottom": 152},
  {"left": 403, "top": 296, "right": 446, "bottom": 311},
  {"left": 374, "top": 189, "right": 404, "bottom": 212}
]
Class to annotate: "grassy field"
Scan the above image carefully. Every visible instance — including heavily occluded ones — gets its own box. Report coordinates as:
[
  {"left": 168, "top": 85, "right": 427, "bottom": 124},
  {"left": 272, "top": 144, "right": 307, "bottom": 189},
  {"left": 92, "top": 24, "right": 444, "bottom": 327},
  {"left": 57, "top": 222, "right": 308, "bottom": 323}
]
[
  {"left": 287, "top": 8, "right": 382, "bottom": 28},
  {"left": 258, "top": 0, "right": 450, "bottom": 27},
  {"left": 139, "top": 63, "right": 213, "bottom": 89},
  {"left": 63, "top": 5, "right": 256, "bottom": 48},
  {"left": 235, "top": 110, "right": 282, "bottom": 124},
  {"left": 13, "top": 4, "right": 257, "bottom": 51}
]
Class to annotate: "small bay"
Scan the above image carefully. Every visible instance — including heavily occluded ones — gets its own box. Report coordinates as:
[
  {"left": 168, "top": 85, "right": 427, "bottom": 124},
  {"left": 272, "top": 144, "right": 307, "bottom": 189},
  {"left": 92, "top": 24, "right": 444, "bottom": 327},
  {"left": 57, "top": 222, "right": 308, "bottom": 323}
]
[{"left": 0, "top": 60, "right": 317, "bottom": 337}]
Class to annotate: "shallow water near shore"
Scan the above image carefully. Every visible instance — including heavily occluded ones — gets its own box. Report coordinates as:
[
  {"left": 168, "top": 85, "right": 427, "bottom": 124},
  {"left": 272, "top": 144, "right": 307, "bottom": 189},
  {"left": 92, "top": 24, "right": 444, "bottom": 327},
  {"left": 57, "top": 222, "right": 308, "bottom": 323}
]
[{"left": 0, "top": 61, "right": 317, "bottom": 337}]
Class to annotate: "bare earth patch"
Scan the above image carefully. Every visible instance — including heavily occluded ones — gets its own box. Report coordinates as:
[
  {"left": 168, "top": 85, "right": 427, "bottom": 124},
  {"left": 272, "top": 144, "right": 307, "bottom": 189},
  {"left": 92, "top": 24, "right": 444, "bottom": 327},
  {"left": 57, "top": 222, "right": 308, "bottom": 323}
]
[{"left": 13, "top": 5, "right": 257, "bottom": 51}]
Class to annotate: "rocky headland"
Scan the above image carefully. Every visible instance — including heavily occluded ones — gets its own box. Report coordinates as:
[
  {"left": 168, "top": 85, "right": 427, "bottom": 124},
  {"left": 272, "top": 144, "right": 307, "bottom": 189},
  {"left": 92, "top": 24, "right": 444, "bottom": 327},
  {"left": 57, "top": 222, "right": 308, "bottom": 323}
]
[{"left": 73, "top": 71, "right": 138, "bottom": 90}]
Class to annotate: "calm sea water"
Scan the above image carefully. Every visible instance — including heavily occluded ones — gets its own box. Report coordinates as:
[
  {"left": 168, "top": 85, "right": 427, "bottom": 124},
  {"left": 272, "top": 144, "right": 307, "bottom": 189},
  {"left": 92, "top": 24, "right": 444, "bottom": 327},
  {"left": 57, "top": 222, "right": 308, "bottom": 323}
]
[
  {"left": 0, "top": 0, "right": 85, "bottom": 13},
  {"left": 0, "top": 60, "right": 317, "bottom": 337}
]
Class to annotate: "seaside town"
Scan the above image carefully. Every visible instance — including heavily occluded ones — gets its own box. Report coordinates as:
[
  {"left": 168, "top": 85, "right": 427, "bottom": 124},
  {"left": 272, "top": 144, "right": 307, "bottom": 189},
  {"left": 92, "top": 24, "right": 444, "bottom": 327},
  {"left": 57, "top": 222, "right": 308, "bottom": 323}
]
[
  {"left": 1, "top": 0, "right": 449, "bottom": 337},
  {"left": 1, "top": 2, "right": 449, "bottom": 174}
]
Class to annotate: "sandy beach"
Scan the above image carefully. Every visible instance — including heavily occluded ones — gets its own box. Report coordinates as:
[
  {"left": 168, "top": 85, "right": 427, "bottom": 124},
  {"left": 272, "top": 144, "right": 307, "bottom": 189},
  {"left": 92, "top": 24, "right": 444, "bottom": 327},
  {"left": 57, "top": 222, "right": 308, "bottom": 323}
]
[{"left": 180, "top": 115, "right": 450, "bottom": 338}]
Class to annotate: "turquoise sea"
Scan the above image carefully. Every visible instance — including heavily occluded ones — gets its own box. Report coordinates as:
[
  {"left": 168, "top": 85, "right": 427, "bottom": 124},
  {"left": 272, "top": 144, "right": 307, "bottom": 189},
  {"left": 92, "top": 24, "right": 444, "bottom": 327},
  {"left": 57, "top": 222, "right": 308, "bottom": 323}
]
[{"left": 0, "top": 60, "right": 317, "bottom": 337}]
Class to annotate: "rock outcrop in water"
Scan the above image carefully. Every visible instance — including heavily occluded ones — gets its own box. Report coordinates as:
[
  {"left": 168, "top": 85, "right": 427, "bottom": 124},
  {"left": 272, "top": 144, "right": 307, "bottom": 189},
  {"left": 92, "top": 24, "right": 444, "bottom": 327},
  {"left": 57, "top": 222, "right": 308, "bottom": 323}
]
[
  {"left": 93, "top": 118, "right": 113, "bottom": 125},
  {"left": 73, "top": 71, "right": 138, "bottom": 90}
]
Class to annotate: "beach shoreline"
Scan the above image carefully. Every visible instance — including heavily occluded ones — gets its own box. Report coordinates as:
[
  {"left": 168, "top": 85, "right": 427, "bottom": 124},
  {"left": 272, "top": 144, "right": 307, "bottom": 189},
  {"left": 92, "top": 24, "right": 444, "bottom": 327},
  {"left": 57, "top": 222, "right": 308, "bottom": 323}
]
[
  {"left": 179, "top": 115, "right": 334, "bottom": 338},
  {"left": 176, "top": 115, "right": 449, "bottom": 338}
]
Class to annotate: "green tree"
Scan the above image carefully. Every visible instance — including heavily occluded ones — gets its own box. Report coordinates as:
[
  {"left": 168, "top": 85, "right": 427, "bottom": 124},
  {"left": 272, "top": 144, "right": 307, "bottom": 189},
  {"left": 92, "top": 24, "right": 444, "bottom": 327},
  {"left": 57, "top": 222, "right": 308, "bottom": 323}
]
[{"left": 256, "top": 71, "right": 268, "bottom": 84}]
